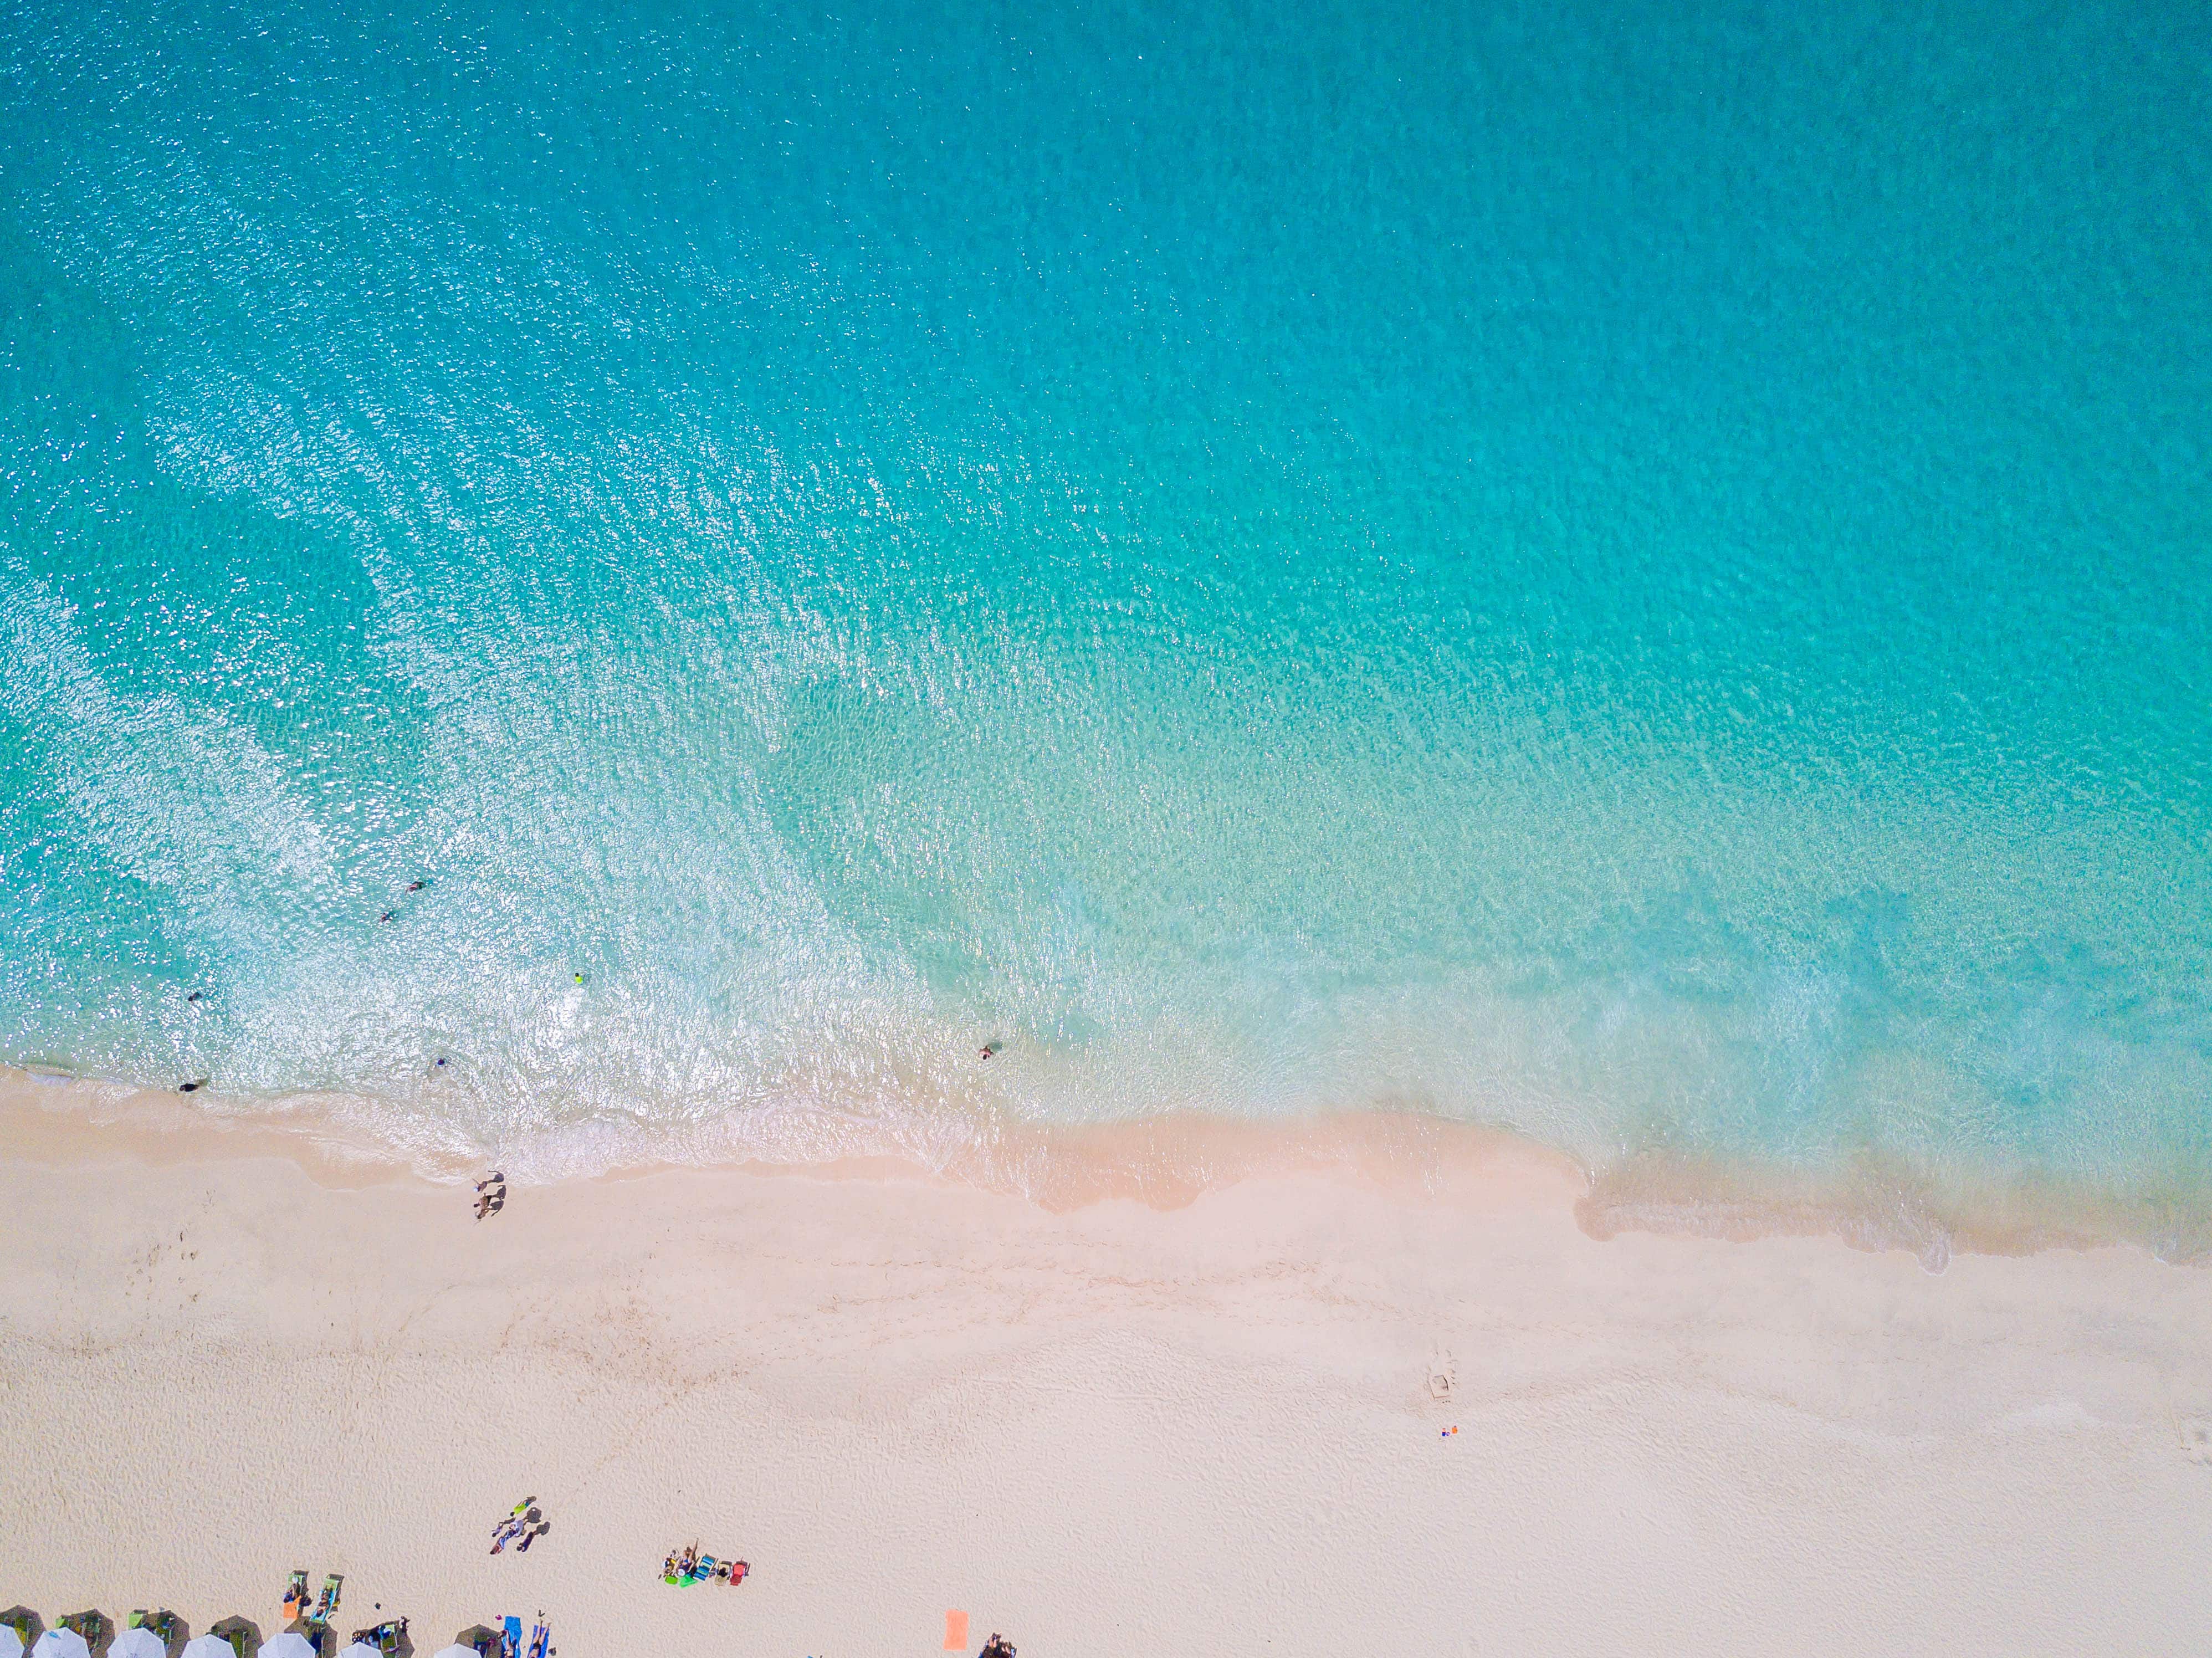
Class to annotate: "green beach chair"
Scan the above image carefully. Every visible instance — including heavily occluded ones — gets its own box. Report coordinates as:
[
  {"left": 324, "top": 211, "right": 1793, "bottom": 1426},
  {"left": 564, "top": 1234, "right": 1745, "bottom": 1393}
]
[{"left": 346, "top": 1619, "right": 407, "bottom": 1656}]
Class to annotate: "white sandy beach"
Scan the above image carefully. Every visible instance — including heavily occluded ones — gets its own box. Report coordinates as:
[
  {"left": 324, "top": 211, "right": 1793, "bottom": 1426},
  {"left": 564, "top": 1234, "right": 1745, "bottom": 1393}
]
[{"left": 3, "top": 1076, "right": 2211, "bottom": 1657}]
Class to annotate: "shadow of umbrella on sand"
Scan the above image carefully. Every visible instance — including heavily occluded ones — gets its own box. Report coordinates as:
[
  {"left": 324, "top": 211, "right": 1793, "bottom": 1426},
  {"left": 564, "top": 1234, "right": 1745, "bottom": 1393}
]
[{"left": 202, "top": 1621, "right": 260, "bottom": 1658}]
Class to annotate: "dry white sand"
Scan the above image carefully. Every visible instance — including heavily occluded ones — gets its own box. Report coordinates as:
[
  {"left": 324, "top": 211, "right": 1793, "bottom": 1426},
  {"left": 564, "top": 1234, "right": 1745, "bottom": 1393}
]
[{"left": 3, "top": 1077, "right": 2211, "bottom": 1656}]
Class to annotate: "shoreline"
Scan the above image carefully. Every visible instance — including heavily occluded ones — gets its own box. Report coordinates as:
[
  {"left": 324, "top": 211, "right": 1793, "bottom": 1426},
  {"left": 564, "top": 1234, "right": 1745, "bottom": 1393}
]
[
  {"left": 7, "top": 1064, "right": 2206, "bottom": 1270},
  {"left": 3, "top": 1085, "right": 2211, "bottom": 1654}
]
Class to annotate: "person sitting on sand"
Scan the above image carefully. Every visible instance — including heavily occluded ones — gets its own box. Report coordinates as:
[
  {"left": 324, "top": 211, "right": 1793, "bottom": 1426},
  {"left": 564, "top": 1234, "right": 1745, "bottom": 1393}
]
[
  {"left": 477, "top": 1172, "right": 505, "bottom": 1191},
  {"left": 980, "top": 1636, "right": 1015, "bottom": 1658}
]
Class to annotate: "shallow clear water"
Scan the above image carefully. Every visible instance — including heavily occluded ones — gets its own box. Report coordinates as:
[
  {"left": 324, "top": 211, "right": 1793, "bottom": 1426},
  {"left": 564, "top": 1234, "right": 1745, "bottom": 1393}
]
[{"left": 3, "top": 0, "right": 2209, "bottom": 1208}]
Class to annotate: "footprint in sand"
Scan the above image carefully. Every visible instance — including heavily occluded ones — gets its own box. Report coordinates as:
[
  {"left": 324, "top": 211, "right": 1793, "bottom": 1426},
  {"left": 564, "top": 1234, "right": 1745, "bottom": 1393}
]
[{"left": 2180, "top": 1419, "right": 2212, "bottom": 1465}]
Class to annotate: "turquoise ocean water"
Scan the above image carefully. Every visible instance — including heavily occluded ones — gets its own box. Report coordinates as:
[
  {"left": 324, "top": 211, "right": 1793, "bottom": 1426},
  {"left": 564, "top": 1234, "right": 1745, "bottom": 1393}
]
[{"left": 3, "top": 0, "right": 2209, "bottom": 1237}]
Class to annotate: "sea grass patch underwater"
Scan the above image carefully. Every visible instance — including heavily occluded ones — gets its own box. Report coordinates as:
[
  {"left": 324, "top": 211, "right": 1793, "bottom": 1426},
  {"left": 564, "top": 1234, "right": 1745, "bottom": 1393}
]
[{"left": 1, "top": 0, "right": 2209, "bottom": 1234}]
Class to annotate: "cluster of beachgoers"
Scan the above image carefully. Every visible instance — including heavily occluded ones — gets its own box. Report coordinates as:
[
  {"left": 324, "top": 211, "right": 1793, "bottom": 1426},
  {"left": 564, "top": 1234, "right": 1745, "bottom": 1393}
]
[{"left": 0, "top": 1597, "right": 548, "bottom": 1658}]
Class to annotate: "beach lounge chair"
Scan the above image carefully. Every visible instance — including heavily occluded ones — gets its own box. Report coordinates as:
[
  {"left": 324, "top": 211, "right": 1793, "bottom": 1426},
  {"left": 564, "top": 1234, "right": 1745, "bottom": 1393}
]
[
  {"left": 524, "top": 1623, "right": 546, "bottom": 1658},
  {"left": 499, "top": 1619, "right": 519, "bottom": 1658},
  {"left": 343, "top": 1622, "right": 405, "bottom": 1657},
  {"left": 128, "top": 1612, "right": 182, "bottom": 1651},
  {"left": 130, "top": 1611, "right": 182, "bottom": 1647},
  {"left": 310, "top": 1580, "right": 342, "bottom": 1628}
]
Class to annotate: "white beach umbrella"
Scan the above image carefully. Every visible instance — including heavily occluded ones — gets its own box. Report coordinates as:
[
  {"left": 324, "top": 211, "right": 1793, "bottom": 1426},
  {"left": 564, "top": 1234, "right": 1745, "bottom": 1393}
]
[
  {"left": 255, "top": 1637, "right": 319, "bottom": 1658},
  {"left": 0, "top": 1625, "right": 21, "bottom": 1658},
  {"left": 337, "top": 1645, "right": 380, "bottom": 1658},
  {"left": 29, "top": 1634, "right": 91, "bottom": 1658},
  {"left": 180, "top": 1641, "right": 235, "bottom": 1658},
  {"left": 110, "top": 1631, "right": 166, "bottom": 1658},
  {"left": 429, "top": 1649, "right": 476, "bottom": 1658}
]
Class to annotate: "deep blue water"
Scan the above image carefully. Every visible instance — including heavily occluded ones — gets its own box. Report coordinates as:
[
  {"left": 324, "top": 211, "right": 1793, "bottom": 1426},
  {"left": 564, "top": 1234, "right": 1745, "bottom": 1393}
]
[{"left": 3, "top": 0, "right": 2209, "bottom": 1208}]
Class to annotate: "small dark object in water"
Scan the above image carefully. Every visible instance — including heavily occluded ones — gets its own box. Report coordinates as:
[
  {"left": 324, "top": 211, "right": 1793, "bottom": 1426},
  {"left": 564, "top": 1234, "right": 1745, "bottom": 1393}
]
[
  {"left": 408, "top": 880, "right": 427, "bottom": 891},
  {"left": 379, "top": 912, "right": 395, "bottom": 924},
  {"left": 187, "top": 990, "right": 203, "bottom": 1003},
  {"left": 179, "top": 1078, "right": 210, "bottom": 1093}
]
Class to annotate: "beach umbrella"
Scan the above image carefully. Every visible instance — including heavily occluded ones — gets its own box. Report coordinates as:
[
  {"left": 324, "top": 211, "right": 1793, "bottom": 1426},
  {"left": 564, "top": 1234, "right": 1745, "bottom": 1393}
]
[
  {"left": 181, "top": 1641, "right": 235, "bottom": 1658},
  {"left": 0, "top": 1625, "right": 21, "bottom": 1658},
  {"left": 429, "top": 1649, "right": 477, "bottom": 1658},
  {"left": 111, "top": 1631, "right": 166, "bottom": 1658},
  {"left": 337, "top": 1646, "right": 380, "bottom": 1658},
  {"left": 255, "top": 1637, "right": 318, "bottom": 1658},
  {"left": 29, "top": 1634, "right": 90, "bottom": 1658}
]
